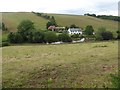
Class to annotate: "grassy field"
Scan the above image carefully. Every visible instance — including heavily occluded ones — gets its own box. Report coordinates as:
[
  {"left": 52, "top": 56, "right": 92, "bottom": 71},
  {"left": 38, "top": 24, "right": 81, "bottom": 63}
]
[
  {"left": 2, "top": 41, "right": 118, "bottom": 88},
  {"left": 48, "top": 14, "right": 118, "bottom": 33},
  {"left": 2, "top": 12, "right": 49, "bottom": 31},
  {"left": 2, "top": 12, "right": 118, "bottom": 33}
]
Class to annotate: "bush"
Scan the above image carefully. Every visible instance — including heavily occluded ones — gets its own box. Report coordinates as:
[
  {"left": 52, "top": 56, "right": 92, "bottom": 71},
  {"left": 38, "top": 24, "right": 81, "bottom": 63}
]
[
  {"left": 101, "top": 31, "right": 113, "bottom": 40},
  {"left": 1, "top": 42, "right": 10, "bottom": 47},
  {"left": 71, "top": 34, "right": 80, "bottom": 38},
  {"left": 58, "top": 33, "right": 72, "bottom": 42},
  {"left": 8, "top": 32, "right": 24, "bottom": 43},
  {"left": 95, "top": 27, "right": 113, "bottom": 40},
  {"left": 33, "top": 31, "right": 44, "bottom": 43},
  {"left": 84, "top": 25, "right": 94, "bottom": 35},
  {"left": 116, "top": 30, "right": 120, "bottom": 39},
  {"left": 110, "top": 73, "right": 120, "bottom": 88},
  {"left": 44, "top": 31, "right": 58, "bottom": 43}
]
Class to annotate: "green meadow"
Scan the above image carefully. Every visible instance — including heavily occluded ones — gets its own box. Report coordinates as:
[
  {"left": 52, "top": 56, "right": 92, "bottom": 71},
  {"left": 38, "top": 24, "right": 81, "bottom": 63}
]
[{"left": 2, "top": 41, "right": 118, "bottom": 88}]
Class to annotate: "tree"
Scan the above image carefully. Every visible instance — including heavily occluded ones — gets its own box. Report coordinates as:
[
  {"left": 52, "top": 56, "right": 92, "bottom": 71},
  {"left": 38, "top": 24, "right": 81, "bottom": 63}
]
[
  {"left": 116, "top": 30, "right": 120, "bottom": 39},
  {"left": 70, "top": 24, "right": 77, "bottom": 28},
  {"left": 46, "top": 21, "right": 57, "bottom": 29},
  {"left": 58, "top": 33, "right": 72, "bottom": 42},
  {"left": 95, "top": 27, "right": 113, "bottom": 40},
  {"left": 17, "top": 20, "right": 35, "bottom": 42},
  {"left": 44, "top": 31, "right": 58, "bottom": 43},
  {"left": 8, "top": 32, "right": 23, "bottom": 43},
  {"left": 84, "top": 25, "right": 94, "bottom": 35},
  {"left": 71, "top": 34, "right": 80, "bottom": 38},
  {"left": 8, "top": 32, "right": 15, "bottom": 43},
  {"left": 101, "top": 31, "right": 113, "bottom": 40},
  {"left": 33, "top": 31, "right": 44, "bottom": 43}
]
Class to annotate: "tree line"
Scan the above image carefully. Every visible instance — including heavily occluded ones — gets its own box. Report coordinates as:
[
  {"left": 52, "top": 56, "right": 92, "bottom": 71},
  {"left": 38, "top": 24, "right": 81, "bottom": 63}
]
[
  {"left": 7, "top": 20, "right": 72, "bottom": 43},
  {"left": 84, "top": 13, "right": 120, "bottom": 22}
]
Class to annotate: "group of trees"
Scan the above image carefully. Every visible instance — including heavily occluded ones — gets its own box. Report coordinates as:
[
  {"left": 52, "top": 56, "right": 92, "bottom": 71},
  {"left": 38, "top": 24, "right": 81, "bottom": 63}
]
[
  {"left": 8, "top": 20, "right": 72, "bottom": 43},
  {"left": 95, "top": 27, "right": 114, "bottom": 40},
  {"left": 82, "top": 25, "right": 114, "bottom": 40},
  {"left": 33, "top": 12, "right": 57, "bottom": 29},
  {"left": 7, "top": 19, "right": 120, "bottom": 44},
  {"left": 84, "top": 13, "right": 120, "bottom": 22}
]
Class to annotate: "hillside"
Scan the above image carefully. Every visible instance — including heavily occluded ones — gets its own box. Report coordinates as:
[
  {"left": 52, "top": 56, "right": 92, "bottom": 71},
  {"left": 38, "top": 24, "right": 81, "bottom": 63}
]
[
  {"left": 2, "top": 12, "right": 49, "bottom": 31},
  {"left": 48, "top": 14, "right": 118, "bottom": 33},
  {"left": 2, "top": 12, "right": 118, "bottom": 34}
]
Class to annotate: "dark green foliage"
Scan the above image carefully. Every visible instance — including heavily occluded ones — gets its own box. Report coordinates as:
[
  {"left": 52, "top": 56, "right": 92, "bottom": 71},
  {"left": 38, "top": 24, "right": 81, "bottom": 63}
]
[
  {"left": 101, "top": 31, "right": 113, "bottom": 40},
  {"left": 65, "top": 26, "right": 69, "bottom": 30},
  {"left": 44, "top": 31, "right": 58, "bottom": 43},
  {"left": 95, "top": 27, "right": 106, "bottom": 40},
  {"left": 110, "top": 74, "right": 120, "bottom": 88},
  {"left": 84, "top": 13, "right": 120, "bottom": 22},
  {"left": 95, "top": 27, "right": 113, "bottom": 40},
  {"left": 58, "top": 33, "right": 72, "bottom": 42},
  {"left": 116, "top": 30, "right": 120, "bottom": 39},
  {"left": 71, "top": 34, "right": 80, "bottom": 38},
  {"left": 7, "top": 32, "right": 15, "bottom": 43},
  {"left": 97, "top": 15, "right": 120, "bottom": 22},
  {"left": 84, "top": 13, "right": 96, "bottom": 17},
  {"left": 8, "top": 32, "right": 23, "bottom": 43},
  {"left": 84, "top": 25, "right": 94, "bottom": 35},
  {"left": 70, "top": 24, "right": 78, "bottom": 28},
  {"left": 46, "top": 21, "right": 57, "bottom": 29},
  {"left": 17, "top": 20, "right": 35, "bottom": 42},
  {"left": 33, "top": 31, "right": 44, "bottom": 43},
  {"left": 0, "top": 42, "right": 10, "bottom": 47}
]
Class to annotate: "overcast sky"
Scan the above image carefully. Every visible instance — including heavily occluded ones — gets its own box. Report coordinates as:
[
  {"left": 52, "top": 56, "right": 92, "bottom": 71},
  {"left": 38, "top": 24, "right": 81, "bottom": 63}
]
[{"left": 0, "top": 0, "right": 119, "bottom": 16}]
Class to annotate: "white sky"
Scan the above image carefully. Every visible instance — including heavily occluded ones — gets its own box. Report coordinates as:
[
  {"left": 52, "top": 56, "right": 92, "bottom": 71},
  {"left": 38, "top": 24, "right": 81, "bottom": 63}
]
[{"left": 0, "top": 0, "right": 119, "bottom": 16}]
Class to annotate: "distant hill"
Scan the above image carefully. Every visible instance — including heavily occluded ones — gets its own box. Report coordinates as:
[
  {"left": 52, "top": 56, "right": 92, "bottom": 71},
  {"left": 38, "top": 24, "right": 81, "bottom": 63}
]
[{"left": 2, "top": 12, "right": 118, "bottom": 34}]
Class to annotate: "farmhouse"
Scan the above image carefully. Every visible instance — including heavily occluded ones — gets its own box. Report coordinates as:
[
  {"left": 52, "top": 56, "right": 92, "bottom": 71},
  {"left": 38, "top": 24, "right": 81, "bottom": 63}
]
[
  {"left": 68, "top": 28, "right": 82, "bottom": 34},
  {"left": 48, "top": 26, "right": 56, "bottom": 31},
  {"left": 48, "top": 26, "right": 65, "bottom": 32}
]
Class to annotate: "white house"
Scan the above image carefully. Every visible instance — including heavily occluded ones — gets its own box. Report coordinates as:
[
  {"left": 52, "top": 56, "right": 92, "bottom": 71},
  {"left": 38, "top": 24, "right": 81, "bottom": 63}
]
[{"left": 68, "top": 28, "right": 82, "bottom": 35}]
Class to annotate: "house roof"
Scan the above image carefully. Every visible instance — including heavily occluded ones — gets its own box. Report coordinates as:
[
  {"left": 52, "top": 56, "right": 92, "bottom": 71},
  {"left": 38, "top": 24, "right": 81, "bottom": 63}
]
[
  {"left": 48, "top": 26, "right": 56, "bottom": 30},
  {"left": 69, "top": 28, "right": 82, "bottom": 32}
]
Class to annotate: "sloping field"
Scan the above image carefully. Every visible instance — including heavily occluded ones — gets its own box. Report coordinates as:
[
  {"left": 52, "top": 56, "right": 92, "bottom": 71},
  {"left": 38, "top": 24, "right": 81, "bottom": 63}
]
[
  {"left": 2, "top": 12, "right": 118, "bottom": 33},
  {"left": 2, "top": 12, "right": 49, "bottom": 31},
  {"left": 2, "top": 41, "right": 118, "bottom": 88},
  {"left": 48, "top": 14, "right": 118, "bottom": 33}
]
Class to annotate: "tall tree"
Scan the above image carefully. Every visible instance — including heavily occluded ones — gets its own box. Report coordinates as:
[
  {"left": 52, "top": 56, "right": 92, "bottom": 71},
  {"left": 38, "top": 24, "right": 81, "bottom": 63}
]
[
  {"left": 17, "top": 20, "right": 35, "bottom": 41},
  {"left": 84, "top": 25, "right": 94, "bottom": 35}
]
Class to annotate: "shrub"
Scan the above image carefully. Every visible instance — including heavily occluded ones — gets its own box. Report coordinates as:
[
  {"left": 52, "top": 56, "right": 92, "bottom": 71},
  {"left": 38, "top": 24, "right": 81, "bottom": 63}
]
[
  {"left": 1, "top": 42, "right": 10, "bottom": 47},
  {"left": 33, "top": 31, "right": 44, "bottom": 43},
  {"left": 8, "top": 32, "right": 24, "bottom": 43},
  {"left": 44, "top": 31, "right": 58, "bottom": 43},
  {"left": 71, "top": 34, "right": 80, "bottom": 38},
  {"left": 101, "top": 31, "right": 113, "bottom": 40},
  {"left": 116, "top": 30, "right": 120, "bottom": 39},
  {"left": 84, "top": 25, "right": 94, "bottom": 35},
  {"left": 110, "top": 73, "right": 120, "bottom": 88},
  {"left": 95, "top": 27, "right": 113, "bottom": 40},
  {"left": 58, "top": 33, "right": 72, "bottom": 42},
  {"left": 8, "top": 32, "right": 16, "bottom": 43}
]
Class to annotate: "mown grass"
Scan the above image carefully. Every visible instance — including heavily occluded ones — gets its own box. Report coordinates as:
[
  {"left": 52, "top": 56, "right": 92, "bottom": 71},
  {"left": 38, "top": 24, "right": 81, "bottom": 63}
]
[{"left": 2, "top": 41, "right": 118, "bottom": 88}]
